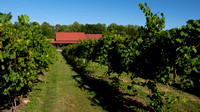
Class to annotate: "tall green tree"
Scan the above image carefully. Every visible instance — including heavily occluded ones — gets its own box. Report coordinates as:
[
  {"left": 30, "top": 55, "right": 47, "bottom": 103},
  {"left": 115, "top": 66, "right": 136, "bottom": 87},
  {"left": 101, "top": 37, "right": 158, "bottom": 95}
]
[
  {"left": 68, "top": 21, "right": 82, "bottom": 32},
  {"left": 41, "top": 22, "right": 55, "bottom": 38},
  {"left": 30, "top": 21, "right": 40, "bottom": 26}
]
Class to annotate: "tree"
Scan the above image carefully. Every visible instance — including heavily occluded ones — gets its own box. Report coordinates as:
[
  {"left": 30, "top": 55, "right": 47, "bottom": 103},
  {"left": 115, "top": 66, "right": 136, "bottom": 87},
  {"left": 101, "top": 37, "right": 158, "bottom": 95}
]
[
  {"left": 68, "top": 21, "right": 82, "bottom": 32},
  {"left": 125, "top": 24, "right": 140, "bottom": 36},
  {"left": 84, "top": 23, "right": 106, "bottom": 34},
  {"left": 40, "top": 22, "right": 55, "bottom": 38},
  {"left": 30, "top": 21, "right": 40, "bottom": 26},
  {"left": 107, "top": 23, "right": 118, "bottom": 31},
  {"left": 54, "top": 24, "right": 69, "bottom": 32},
  {"left": 95, "top": 23, "right": 107, "bottom": 34}
]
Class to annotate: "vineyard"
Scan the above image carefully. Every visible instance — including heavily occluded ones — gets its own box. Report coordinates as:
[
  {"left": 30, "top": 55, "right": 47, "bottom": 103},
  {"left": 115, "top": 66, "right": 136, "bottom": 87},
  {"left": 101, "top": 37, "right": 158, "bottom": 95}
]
[
  {"left": 62, "top": 3, "right": 200, "bottom": 111},
  {"left": 0, "top": 2, "right": 200, "bottom": 112},
  {"left": 0, "top": 13, "right": 56, "bottom": 111}
]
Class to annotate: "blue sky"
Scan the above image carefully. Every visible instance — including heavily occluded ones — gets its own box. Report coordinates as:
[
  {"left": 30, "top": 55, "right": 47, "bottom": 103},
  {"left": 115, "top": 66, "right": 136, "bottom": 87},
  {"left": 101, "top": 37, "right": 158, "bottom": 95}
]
[{"left": 0, "top": 0, "right": 200, "bottom": 29}]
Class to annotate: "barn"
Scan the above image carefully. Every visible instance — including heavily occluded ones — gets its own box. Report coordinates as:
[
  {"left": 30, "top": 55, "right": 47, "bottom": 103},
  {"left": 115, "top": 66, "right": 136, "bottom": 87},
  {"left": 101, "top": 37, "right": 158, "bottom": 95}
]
[{"left": 48, "top": 32, "right": 102, "bottom": 50}]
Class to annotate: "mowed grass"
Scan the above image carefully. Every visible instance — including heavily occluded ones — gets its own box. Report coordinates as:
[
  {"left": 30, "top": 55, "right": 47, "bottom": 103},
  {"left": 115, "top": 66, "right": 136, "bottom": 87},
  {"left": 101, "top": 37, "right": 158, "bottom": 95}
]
[{"left": 19, "top": 52, "right": 105, "bottom": 112}]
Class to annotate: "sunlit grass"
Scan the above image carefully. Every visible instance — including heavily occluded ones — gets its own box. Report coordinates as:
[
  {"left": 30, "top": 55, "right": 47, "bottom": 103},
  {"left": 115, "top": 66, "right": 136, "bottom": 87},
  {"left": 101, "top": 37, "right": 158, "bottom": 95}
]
[{"left": 19, "top": 52, "right": 105, "bottom": 112}]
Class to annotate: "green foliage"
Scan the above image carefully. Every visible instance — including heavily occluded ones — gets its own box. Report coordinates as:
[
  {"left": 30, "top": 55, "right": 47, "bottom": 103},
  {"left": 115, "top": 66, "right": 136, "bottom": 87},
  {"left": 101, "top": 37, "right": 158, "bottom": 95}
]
[
  {"left": 139, "top": 2, "right": 165, "bottom": 37},
  {"left": 27, "top": 20, "right": 139, "bottom": 39},
  {"left": 62, "top": 2, "right": 200, "bottom": 112},
  {"left": 18, "top": 15, "right": 29, "bottom": 25},
  {"left": 0, "top": 12, "right": 12, "bottom": 24},
  {"left": 0, "top": 12, "right": 56, "bottom": 99},
  {"left": 176, "top": 19, "right": 200, "bottom": 89},
  {"left": 40, "top": 22, "right": 55, "bottom": 38}
]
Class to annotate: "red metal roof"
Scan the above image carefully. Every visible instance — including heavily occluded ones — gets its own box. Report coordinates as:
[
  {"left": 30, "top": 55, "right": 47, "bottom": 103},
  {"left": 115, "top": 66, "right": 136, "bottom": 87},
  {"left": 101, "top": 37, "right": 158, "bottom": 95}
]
[
  {"left": 56, "top": 32, "right": 87, "bottom": 41},
  {"left": 52, "top": 40, "right": 77, "bottom": 44},
  {"left": 85, "top": 34, "right": 102, "bottom": 40},
  {"left": 52, "top": 32, "right": 102, "bottom": 44}
]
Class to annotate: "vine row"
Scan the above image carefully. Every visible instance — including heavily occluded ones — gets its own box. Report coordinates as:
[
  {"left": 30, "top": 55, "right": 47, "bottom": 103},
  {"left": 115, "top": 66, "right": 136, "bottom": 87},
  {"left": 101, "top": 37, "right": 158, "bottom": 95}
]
[
  {"left": 0, "top": 12, "right": 57, "bottom": 110},
  {"left": 62, "top": 3, "right": 200, "bottom": 111}
]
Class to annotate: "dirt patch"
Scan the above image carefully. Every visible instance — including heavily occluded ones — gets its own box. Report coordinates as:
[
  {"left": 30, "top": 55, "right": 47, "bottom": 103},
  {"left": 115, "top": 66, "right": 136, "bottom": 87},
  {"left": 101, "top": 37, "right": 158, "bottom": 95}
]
[
  {"left": 57, "top": 97, "right": 65, "bottom": 104},
  {"left": 65, "top": 102, "right": 76, "bottom": 108},
  {"left": 186, "top": 96, "right": 200, "bottom": 101},
  {"left": 119, "top": 88, "right": 126, "bottom": 94},
  {"left": 57, "top": 95, "right": 75, "bottom": 105},
  {"left": 42, "top": 71, "right": 48, "bottom": 75},
  {"left": 37, "top": 75, "right": 45, "bottom": 81},
  {"left": 37, "top": 98, "right": 44, "bottom": 104},
  {"left": 159, "top": 86, "right": 170, "bottom": 92},
  {"left": 131, "top": 96, "right": 147, "bottom": 105},
  {"left": 134, "top": 85, "right": 149, "bottom": 94},
  {"left": 21, "top": 99, "right": 30, "bottom": 104},
  {"left": 2, "top": 96, "right": 30, "bottom": 112},
  {"left": 120, "top": 78, "right": 128, "bottom": 83}
]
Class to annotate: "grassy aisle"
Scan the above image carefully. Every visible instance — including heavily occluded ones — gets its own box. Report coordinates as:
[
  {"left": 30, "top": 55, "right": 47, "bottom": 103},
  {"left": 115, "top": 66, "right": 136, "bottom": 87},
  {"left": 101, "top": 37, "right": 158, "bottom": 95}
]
[{"left": 20, "top": 52, "right": 105, "bottom": 112}]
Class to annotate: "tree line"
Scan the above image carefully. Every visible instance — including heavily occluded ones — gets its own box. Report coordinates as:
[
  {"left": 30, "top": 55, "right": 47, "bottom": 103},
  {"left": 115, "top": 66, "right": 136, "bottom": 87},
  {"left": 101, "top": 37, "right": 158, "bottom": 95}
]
[{"left": 13, "top": 21, "right": 140, "bottom": 39}]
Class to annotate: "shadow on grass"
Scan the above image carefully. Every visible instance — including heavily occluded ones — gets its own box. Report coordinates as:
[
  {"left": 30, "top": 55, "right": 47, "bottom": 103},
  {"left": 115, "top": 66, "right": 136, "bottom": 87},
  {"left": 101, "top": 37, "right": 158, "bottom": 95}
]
[
  {"left": 62, "top": 54, "right": 153, "bottom": 112},
  {"left": 0, "top": 77, "right": 44, "bottom": 111},
  {"left": 0, "top": 94, "right": 11, "bottom": 111},
  {"left": 0, "top": 90, "right": 28, "bottom": 111},
  {"left": 171, "top": 83, "right": 200, "bottom": 98}
]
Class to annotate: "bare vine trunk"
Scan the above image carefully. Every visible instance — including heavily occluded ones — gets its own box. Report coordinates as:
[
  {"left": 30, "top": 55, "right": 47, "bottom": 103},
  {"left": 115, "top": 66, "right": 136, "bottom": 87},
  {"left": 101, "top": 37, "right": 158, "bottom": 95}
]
[{"left": 173, "top": 63, "right": 176, "bottom": 83}]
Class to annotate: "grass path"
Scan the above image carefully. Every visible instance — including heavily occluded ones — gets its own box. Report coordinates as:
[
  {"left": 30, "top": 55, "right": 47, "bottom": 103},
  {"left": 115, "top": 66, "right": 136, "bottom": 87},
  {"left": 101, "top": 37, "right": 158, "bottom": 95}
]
[{"left": 20, "top": 52, "right": 105, "bottom": 112}]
